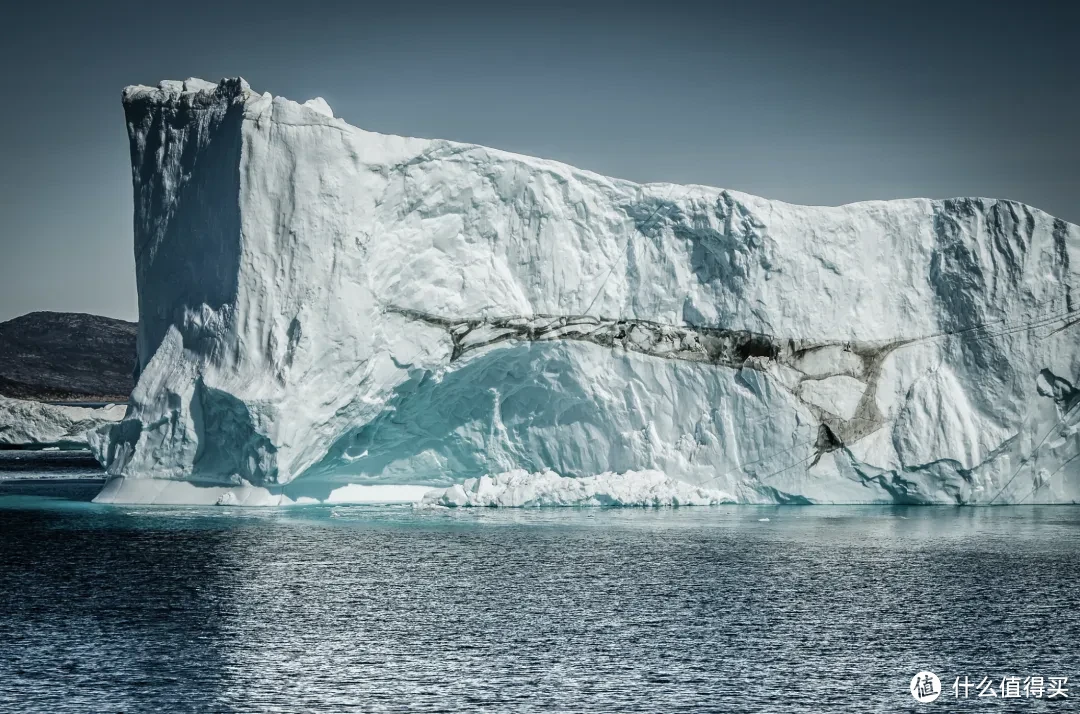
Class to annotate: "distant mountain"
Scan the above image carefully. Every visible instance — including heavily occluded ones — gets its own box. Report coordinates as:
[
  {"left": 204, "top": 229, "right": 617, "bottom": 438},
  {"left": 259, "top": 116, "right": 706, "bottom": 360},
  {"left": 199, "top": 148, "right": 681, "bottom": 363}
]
[{"left": 0, "top": 312, "right": 136, "bottom": 402}]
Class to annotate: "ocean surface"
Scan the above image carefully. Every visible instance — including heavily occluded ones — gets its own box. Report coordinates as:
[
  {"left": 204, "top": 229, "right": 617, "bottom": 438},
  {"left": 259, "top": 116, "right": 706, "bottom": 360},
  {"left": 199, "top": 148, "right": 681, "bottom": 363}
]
[{"left": 1, "top": 453, "right": 1078, "bottom": 712}]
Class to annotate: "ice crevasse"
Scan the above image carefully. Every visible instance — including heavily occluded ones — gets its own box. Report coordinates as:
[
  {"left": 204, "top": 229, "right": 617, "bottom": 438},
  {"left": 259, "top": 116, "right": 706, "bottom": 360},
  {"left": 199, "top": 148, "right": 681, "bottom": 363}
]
[{"left": 89, "top": 77, "right": 1080, "bottom": 506}]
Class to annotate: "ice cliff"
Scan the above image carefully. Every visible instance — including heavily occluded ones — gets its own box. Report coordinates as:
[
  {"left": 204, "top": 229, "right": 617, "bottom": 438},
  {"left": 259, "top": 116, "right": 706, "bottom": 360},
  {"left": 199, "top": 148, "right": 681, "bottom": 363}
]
[
  {"left": 90, "top": 77, "right": 1080, "bottom": 505},
  {"left": 1, "top": 397, "right": 124, "bottom": 449}
]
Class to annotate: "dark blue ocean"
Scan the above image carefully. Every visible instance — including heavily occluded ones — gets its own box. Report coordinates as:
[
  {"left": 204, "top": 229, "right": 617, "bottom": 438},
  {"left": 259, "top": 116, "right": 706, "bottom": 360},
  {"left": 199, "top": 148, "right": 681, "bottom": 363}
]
[{"left": 1, "top": 453, "right": 1078, "bottom": 712}]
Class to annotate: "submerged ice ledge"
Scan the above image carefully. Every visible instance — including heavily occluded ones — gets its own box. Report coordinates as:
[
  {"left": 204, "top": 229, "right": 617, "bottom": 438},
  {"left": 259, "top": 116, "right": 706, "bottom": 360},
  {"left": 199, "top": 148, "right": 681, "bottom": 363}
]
[
  {"left": 93, "top": 476, "right": 434, "bottom": 506},
  {"left": 92, "top": 469, "right": 735, "bottom": 508}
]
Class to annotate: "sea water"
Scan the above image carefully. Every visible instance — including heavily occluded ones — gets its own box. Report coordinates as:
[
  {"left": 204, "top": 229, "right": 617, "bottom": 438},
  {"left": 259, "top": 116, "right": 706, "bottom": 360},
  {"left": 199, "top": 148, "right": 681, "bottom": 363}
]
[{"left": 1, "top": 460, "right": 1078, "bottom": 712}]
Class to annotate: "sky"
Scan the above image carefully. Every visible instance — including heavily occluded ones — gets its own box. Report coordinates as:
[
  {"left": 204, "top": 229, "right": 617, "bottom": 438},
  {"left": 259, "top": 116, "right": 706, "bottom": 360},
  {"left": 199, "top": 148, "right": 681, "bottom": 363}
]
[{"left": 1, "top": 0, "right": 1076, "bottom": 322}]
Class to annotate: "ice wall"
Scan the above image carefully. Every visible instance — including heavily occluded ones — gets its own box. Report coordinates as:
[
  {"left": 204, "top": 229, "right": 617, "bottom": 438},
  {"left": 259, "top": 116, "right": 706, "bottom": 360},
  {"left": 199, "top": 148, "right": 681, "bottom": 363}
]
[{"left": 90, "top": 77, "right": 1080, "bottom": 505}]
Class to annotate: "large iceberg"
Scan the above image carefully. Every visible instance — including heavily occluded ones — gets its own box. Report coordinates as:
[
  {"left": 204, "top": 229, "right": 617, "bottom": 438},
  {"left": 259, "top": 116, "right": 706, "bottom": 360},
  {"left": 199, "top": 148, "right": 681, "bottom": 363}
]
[{"left": 90, "top": 77, "right": 1080, "bottom": 505}]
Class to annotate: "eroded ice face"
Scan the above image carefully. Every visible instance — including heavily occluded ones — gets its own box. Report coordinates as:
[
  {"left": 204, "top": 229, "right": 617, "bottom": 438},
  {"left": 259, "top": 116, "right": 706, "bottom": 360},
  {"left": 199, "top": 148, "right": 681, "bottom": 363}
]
[{"left": 90, "top": 78, "right": 1080, "bottom": 506}]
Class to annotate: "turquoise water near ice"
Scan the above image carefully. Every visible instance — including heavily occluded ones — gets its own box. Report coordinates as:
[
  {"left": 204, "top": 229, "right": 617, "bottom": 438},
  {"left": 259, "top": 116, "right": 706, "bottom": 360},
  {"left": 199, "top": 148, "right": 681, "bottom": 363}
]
[{"left": 1, "top": 461, "right": 1078, "bottom": 712}]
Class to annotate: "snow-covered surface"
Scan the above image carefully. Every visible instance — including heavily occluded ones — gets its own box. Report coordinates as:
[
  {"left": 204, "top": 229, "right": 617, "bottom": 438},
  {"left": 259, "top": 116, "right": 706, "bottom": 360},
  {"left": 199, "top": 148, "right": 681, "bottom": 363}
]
[
  {"left": 421, "top": 469, "right": 734, "bottom": 507},
  {"left": 0, "top": 397, "right": 125, "bottom": 449},
  {"left": 90, "top": 77, "right": 1080, "bottom": 505}
]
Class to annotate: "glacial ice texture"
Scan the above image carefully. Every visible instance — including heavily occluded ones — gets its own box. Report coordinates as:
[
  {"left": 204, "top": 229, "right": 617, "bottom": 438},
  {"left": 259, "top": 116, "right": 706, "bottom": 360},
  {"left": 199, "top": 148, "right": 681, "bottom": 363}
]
[
  {"left": 421, "top": 470, "right": 735, "bottom": 508},
  {"left": 90, "top": 77, "right": 1080, "bottom": 505},
  {"left": 0, "top": 397, "right": 125, "bottom": 449}
]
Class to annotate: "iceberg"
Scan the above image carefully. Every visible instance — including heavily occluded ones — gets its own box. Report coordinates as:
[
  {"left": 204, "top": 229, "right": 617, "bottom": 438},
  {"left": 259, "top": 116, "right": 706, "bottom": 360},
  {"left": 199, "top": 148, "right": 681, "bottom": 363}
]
[
  {"left": 90, "top": 77, "right": 1080, "bottom": 505},
  {"left": 1, "top": 397, "right": 125, "bottom": 450}
]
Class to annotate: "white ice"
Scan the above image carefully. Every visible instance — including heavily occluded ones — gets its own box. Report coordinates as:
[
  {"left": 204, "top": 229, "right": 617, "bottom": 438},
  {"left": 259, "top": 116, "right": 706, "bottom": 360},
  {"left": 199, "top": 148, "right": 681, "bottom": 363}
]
[
  {"left": 420, "top": 469, "right": 736, "bottom": 507},
  {"left": 88, "top": 77, "right": 1080, "bottom": 505}
]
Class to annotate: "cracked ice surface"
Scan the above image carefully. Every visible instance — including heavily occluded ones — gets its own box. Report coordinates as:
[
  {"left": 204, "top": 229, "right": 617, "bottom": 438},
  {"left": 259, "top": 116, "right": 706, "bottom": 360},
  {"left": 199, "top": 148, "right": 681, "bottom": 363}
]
[{"left": 90, "top": 77, "right": 1080, "bottom": 505}]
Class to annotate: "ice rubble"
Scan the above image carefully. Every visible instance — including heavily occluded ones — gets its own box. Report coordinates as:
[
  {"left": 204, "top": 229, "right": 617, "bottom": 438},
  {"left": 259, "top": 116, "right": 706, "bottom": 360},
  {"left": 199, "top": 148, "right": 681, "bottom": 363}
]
[
  {"left": 0, "top": 397, "right": 125, "bottom": 449},
  {"left": 89, "top": 77, "right": 1080, "bottom": 505},
  {"left": 420, "top": 469, "right": 735, "bottom": 507}
]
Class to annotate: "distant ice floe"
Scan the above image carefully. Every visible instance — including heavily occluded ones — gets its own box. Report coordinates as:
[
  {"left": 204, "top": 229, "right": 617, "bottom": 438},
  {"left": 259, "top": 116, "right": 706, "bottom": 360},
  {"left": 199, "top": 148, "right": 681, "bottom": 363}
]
[
  {"left": 0, "top": 397, "right": 124, "bottom": 449},
  {"left": 419, "top": 469, "right": 736, "bottom": 508},
  {"left": 94, "top": 470, "right": 731, "bottom": 508}
]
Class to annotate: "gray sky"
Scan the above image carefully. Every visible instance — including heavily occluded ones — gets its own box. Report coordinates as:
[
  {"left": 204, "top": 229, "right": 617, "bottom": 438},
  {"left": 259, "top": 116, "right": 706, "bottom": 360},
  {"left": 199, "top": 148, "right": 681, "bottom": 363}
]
[{"left": 1, "top": 0, "right": 1076, "bottom": 322}]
